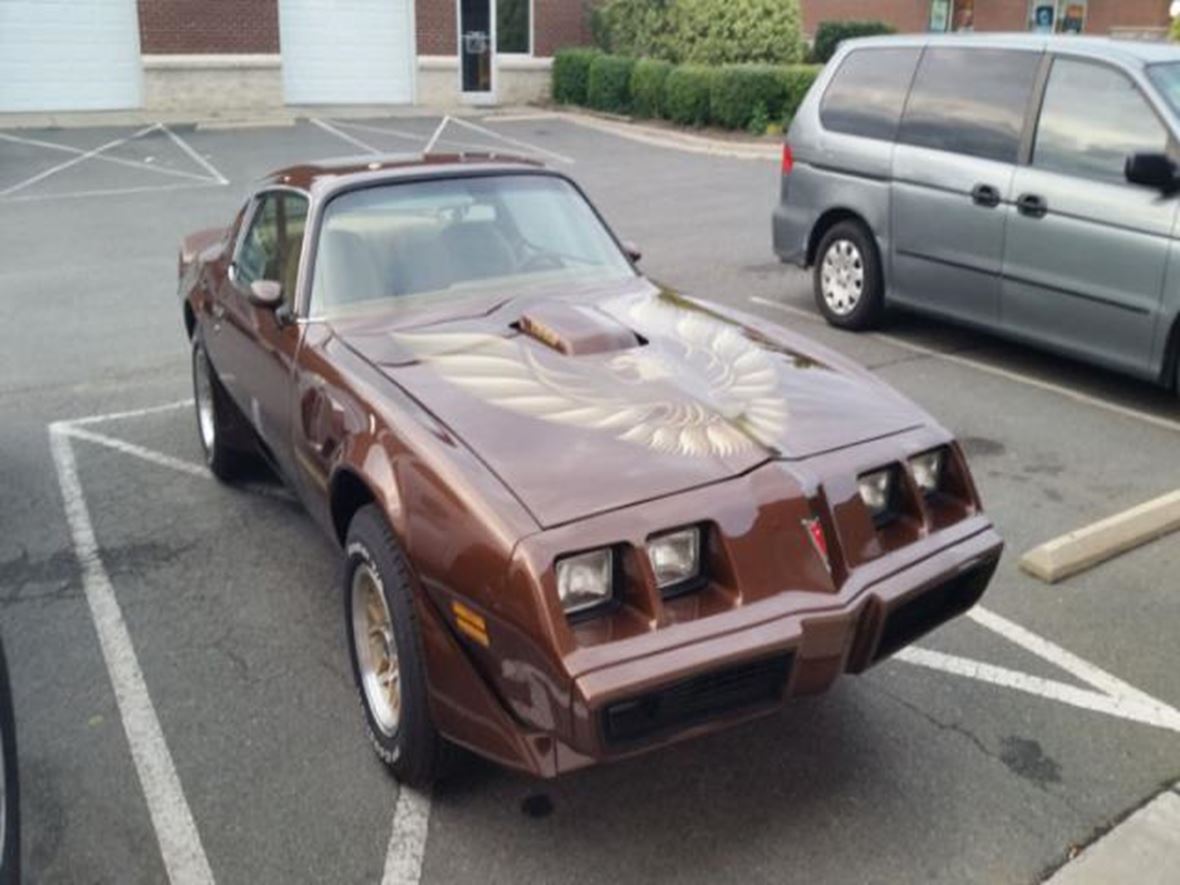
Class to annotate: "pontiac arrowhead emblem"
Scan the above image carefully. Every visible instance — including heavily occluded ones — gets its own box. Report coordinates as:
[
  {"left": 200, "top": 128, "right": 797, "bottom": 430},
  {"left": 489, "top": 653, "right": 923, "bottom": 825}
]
[{"left": 803, "top": 517, "right": 831, "bottom": 573}]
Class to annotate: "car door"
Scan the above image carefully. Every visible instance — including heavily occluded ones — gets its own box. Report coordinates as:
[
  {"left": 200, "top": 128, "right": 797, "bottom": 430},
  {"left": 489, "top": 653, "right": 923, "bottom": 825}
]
[
  {"left": 890, "top": 46, "right": 1042, "bottom": 327},
  {"left": 217, "top": 189, "right": 310, "bottom": 478},
  {"left": 1001, "top": 56, "right": 1177, "bottom": 376}
]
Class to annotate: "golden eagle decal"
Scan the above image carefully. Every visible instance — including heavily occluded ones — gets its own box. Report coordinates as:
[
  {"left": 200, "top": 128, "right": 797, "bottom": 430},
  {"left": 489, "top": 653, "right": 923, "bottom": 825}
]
[{"left": 392, "top": 302, "right": 789, "bottom": 457}]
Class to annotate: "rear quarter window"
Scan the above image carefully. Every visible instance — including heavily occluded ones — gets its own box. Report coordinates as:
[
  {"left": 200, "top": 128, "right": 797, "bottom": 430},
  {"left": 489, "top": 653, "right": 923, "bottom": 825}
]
[
  {"left": 897, "top": 47, "right": 1041, "bottom": 163},
  {"left": 819, "top": 47, "right": 922, "bottom": 141}
]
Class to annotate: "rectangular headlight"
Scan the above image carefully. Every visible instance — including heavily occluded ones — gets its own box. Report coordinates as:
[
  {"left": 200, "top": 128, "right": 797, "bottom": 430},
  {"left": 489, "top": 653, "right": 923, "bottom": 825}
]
[
  {"left": 858, "top": 468, "right": 896, "bottom": 521},
  {"left": 646, "top": 527, "right": 700, "bottom": 590},
  {"left": 556, "top": 548, "right": 613, "bottom": 615},
  {"left": 909, "top": 448, "right": 945, "bottom": 495}
]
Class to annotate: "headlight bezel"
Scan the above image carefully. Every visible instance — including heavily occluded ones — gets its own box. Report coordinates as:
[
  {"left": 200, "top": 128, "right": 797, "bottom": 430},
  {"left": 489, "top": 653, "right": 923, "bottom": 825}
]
[
  {"left": 646, "top": 525, "right": 704, "bottom": 597},
  {"left": 857, "top": 466, "right": 899, "bottom": 525},
  {"left": 909, "top": 447, "right": 947, "bottom": 497},
  {"left": 555, "top": 547, "right": 617, "bottom": 617}
]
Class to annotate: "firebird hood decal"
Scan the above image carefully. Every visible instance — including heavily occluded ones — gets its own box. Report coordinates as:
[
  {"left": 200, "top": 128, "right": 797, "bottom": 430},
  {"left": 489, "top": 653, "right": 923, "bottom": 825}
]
[{"left": 390, "top": 299, "right": 790, "bottom": 458}]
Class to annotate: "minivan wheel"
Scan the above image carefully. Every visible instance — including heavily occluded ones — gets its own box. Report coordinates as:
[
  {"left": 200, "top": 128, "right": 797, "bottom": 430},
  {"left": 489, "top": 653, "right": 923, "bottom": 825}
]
[{"left": 813, "top": 221, "right": 884, "bottom": 330}]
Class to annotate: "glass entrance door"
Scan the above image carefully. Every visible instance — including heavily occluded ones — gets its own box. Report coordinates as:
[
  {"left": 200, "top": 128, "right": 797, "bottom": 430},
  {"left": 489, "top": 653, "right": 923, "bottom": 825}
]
[{"left": 459, "top": 0, "right": 495, "bottom": 103}]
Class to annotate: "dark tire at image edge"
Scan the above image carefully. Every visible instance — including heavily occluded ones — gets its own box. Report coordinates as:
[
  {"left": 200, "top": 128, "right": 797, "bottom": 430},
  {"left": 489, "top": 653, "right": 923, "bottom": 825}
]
[
  {"left": 344, "top": 504, "right": 450, "bottom": 788},
  {"left": 813, "top": 220, "right": 885, "bottom": 330}
]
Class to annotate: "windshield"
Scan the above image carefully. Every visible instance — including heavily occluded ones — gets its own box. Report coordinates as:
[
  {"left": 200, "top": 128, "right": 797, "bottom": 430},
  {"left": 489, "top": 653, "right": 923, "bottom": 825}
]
[
  {"left": 1147, "top": 63, "right": 1180, "bottom": 117},
  {"left": 309, "top": 174, "right": 635, "bottom": 314}
]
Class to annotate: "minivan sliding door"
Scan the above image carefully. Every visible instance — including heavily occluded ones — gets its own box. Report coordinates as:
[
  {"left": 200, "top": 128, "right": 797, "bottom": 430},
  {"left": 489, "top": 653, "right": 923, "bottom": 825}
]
[
  {"left": 889, "top": 47, "right": 1041, "bottom": 326},
  {"left": 1001, "top": 56, "right": 1175, "bottom": 376}
]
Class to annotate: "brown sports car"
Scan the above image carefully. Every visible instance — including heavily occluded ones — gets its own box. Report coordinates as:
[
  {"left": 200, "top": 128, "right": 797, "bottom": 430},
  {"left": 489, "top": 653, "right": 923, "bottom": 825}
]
[{"left": 178, "top": 154, "right": 1002, "bottom": 785}]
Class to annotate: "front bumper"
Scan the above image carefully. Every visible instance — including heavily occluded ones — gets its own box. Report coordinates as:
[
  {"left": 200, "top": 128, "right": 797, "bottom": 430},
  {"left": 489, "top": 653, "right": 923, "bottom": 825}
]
[{"left": 555, "top": 519, "right": 1000, "bottom": 771}]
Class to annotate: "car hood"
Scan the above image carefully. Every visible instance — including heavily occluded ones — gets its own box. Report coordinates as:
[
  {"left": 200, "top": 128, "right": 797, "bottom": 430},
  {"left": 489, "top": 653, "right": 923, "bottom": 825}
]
[{"left": 335, "top": 280, "right": 926, "bottom": 527}]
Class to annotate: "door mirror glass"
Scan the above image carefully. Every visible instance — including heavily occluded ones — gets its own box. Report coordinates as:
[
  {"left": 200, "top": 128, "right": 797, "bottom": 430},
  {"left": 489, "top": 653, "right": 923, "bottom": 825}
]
[
  {"left": 248, "top": 279, "right": 283, "bottom": 308},
  {"left": 1125, "top": 152, "right": 1178, "bottom": 192}
]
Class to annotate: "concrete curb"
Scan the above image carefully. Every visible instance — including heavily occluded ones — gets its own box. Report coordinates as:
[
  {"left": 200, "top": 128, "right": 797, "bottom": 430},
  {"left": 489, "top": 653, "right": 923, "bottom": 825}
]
[
  {"left": 1019, "top": 489, "right": 1180, "bottom": 583},
  {"left": 1044, "top": 784, "right": 1180, "bottom": 884},
  {"left": 547, "top": 109, "right": 780, "bottom": 161}
]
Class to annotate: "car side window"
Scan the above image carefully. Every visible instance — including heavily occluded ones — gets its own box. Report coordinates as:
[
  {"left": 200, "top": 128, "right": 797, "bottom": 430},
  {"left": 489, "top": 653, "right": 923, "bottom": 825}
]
[
  {"left": 235, "top": 195, "right": 281, "bottom": 286},
  {"left": 898, "top": 48, "right": 1041, "bottom": 163},
  {"left": 820, "top": 47, "right": 921, "bottom": 141},
  {"left": 1034, "top": 58, "right": 1168, "bottom": 185},
  {"left": 236, "top": 192, "right": 309, "bottom": 307}
]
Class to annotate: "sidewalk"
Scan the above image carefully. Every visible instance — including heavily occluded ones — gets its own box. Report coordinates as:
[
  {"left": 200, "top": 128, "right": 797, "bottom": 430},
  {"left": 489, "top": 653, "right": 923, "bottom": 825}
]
[{"left": 1045, "top": 782, "right": 1180, "bottom": 884}]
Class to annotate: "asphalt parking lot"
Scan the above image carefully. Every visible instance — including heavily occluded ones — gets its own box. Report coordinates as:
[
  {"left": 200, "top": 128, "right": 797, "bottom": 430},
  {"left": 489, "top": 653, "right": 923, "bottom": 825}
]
[{"left": 1, "top": 112, "right": 1178, "bottom": 884}]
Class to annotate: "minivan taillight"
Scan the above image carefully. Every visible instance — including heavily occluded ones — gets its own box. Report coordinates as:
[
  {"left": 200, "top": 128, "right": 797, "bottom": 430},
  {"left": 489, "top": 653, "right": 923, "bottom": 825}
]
[{"left": 781, "top": 143, "right": 794, "bottom": 175}]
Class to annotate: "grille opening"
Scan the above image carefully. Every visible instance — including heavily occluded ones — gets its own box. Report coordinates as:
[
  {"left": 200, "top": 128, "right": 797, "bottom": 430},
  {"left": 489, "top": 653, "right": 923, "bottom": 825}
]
[
  {"left": 603, "top": 653, "right": 793, "bottom": 746},
  {"left": 873, "top": 561, "right": 994, "bottom": 662}
]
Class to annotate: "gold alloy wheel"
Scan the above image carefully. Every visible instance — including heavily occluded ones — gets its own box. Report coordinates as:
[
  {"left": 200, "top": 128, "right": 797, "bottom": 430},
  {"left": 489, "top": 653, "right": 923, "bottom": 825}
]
[{"left": 351, "top": 561, "right": 402, "bottom": 736}]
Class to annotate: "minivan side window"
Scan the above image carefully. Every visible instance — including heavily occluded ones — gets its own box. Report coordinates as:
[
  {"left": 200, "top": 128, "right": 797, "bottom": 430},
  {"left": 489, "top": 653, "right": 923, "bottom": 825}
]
[
  {"left": 1034, "top": 58, "right": 1168, "bottom": 185},
  {"left": 898, "top": 48, "right": 1041, "bottom": 163},
  {"left": 819, "top": 48, "right": 921, "bottom": 141}
]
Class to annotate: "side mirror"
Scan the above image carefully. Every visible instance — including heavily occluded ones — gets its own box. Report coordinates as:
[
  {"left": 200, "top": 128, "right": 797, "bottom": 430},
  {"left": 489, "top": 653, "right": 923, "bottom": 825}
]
[
  {"left": 1125, "top": 152, "right": 1177, "bottom": 192},
  {"left": 623, "top": 241, "right": 642, "bottom": 264},
  {"left": 247, "top": 279, "right": 283, "bottom": 308}
]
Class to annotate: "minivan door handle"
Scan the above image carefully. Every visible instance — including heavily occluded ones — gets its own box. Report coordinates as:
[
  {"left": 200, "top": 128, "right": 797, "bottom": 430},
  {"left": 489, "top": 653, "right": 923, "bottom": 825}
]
[
  {"left": 1016, "top": 193, "right": 1048, "bottom": 218},
  {"left": 971, "top": 183, "right": 1001, "bottom": 208}
]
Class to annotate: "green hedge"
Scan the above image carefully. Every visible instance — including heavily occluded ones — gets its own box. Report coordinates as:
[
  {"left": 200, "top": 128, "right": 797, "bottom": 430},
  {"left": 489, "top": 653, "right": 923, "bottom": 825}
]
[
  {"left": 709, "top": 64, "right": 784, "bottom": 130},
  {"left": 663, "top": 65, "right": 714, "bottom": 126},
  {"left": 630, "top": 58, "right": 673, "bottom": 118},
  {"left": 587, "top": 54, "right": 636, "bottom": 113},
  {"left": 811, "top": 20, "right": 895, "bottom": 63},
  {"left": 552, "top": 47, "right": 600, "bottom": 105},
  {"left": 780, "top": 64, "right": 822, "bottom": 125}
]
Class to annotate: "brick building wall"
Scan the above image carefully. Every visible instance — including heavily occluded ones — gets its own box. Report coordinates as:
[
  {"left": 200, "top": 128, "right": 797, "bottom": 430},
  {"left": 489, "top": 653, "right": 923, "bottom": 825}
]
[
  {"left": 138, "top": 0, "right": 280, "bottom": 54},
  {"left": 417, "top": 0, "right": 589, "bottom": 55},
  {"left": 417, "top": 0, "right": 457, "bottom": 54},
  {"left": 800, "top": 0, "right": 1170, "bottom": 36}
]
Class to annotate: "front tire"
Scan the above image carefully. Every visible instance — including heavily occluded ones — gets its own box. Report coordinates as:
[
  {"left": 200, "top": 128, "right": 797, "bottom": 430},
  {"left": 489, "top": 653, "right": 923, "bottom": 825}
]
[
  {"left": 813, "top": 220, "right": 884, "bottom": 330},
  {"left": 344, "top": 505, "right": 448, "bottom": 787},
  {"left": 191, "top": 336, "right": 249, "bottom": 481}
]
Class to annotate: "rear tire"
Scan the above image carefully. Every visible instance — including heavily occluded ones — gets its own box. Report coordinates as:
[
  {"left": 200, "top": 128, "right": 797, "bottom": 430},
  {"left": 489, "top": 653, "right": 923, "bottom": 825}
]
[
  {"left": 813, "top": 220, "right": 884, "bottom": 330},
  {"left": 344, "top": 505, "right": 450, "bottom": 788},
  {"left": 191, "top": 336, "right": 250, "bottom": 482}
]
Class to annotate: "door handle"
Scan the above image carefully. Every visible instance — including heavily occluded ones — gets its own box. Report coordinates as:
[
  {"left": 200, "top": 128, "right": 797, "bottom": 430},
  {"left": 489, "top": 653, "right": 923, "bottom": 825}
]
[
  {"left": 971, "top": 183, "right": 1001, "bottom": 208},
  {"left": 1016, "top": 193, "right": 1048, "bottom": 218}
]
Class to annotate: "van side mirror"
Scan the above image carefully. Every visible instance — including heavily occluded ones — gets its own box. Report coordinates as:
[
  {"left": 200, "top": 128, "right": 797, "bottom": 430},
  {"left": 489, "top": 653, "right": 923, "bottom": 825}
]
[
  {"left": 1125, "top": 153, "right": 1178, "bottom": 192},
  {"left": 247, "top": 279, "right": 283, "bottom": 308}
]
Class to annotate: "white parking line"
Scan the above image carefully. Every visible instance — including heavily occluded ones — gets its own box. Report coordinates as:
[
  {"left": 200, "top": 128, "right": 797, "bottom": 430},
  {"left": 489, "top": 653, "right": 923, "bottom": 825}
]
[
  {"left": 160, "top": 125, "right": 230, "bottom": 186},
  {"left": 0, "top": 124, "right": 159, "bottom": 198},
  {"left": 49, "top": 422, "right": 215, "bottom": 885},
  {"left": 382, "top": 787, "right": 431, "bottom": 885},
  {"left": 0, "top": 130, "right": 218, "bottom": 183},
  {"left": 310, "top": 118, "right": 381, "bottom": 155},
  {"left": 749, "top": 295, "right": 1180, "bottom": 435}
]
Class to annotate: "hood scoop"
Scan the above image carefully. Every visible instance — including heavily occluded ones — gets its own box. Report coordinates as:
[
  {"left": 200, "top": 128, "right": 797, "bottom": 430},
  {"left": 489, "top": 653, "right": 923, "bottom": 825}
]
[{"left": 515, "top": 302, "right": 640, "bottom": 356}]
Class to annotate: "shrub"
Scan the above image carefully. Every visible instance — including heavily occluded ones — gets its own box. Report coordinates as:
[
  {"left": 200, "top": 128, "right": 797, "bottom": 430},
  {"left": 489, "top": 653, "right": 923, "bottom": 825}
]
[
  {"left": 593, "top": 0, "right": 804, "bottom": 66},
  {"left": 630, "top": 58, "right": 673, "bottom": 118},
  {"left": 780, "top": 64, "right": 822, "bottom": 126},
  {"left": 587, "top": 54, "right": 636, "bottom": 113},
  {"left": 811, "top": 20, "right": 895, "bottom": 63},
  {"left": 552, "top": 47, "right": 600, "bottom": 105},
  {"left": 1172, "top": 15, "right": 1180, "bottom": 42},
  {"left": 748, "top": 102, "right": 770, "bottom": 135},
  {"left": 663, "top": 65, "right": 714, "bottom": 126},
  {"left": 709, "top": 64, "right": 784, "bottom": 129}
]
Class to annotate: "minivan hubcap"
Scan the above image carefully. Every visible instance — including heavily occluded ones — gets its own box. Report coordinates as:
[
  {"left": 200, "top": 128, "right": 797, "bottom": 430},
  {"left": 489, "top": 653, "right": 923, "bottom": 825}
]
[
  {"left": 821, "top": 239, "right": 865, "bottom": 316},
  {"left": 194, "top": 348, "right": 216, "bottom": 453},
  {"left": 351, "top": 562, "right": 401, "bottom": 736}
]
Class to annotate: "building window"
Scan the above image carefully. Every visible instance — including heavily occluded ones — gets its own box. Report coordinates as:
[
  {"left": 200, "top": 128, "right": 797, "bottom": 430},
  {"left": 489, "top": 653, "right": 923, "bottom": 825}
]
[
  {"left": 929, "top": 0, "right": 975, "bottom": 32},
  {"left": 1029, "top": 1, "right": 1087, "bottom": 33},
  {"left": 497, "top": 0, "right": 531, "bottom": 54}
]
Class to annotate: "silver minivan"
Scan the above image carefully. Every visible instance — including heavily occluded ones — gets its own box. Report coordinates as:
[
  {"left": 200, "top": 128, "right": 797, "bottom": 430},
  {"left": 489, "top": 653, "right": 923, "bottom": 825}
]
[{"left": 773, "top": 34, "right": 1180, "bottom": 391}]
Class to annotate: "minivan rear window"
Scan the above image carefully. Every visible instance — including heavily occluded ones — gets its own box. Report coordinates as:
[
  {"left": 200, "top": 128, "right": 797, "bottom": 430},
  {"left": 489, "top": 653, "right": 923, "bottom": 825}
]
[
  {"left": 898, "top": 48, "right": 1041, "bottom": 163},
  {"left": 820, "top": 48, "right": 921, "bottom": 141}
]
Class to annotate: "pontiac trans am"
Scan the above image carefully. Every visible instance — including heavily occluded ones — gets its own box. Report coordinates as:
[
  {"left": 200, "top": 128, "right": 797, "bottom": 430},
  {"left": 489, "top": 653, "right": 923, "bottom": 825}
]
[{"left": 178, "top": 154, "right": 1003, "bottom": 785}]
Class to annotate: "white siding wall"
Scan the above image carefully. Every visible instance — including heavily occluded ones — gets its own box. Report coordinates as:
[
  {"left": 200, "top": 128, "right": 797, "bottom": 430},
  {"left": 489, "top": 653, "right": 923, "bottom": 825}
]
[{"left": 0, "top": 0, "right": 142, "bottom": 111}]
